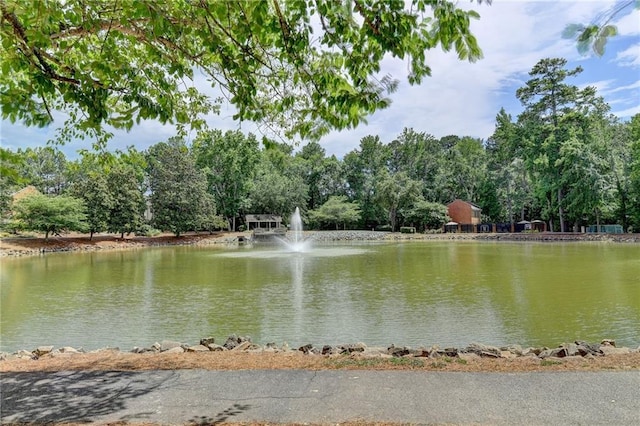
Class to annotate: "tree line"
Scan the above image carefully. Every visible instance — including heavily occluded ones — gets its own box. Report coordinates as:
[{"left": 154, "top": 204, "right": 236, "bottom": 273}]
[{"left": 2, "top": 58, "right": 640, "bottom": 237}]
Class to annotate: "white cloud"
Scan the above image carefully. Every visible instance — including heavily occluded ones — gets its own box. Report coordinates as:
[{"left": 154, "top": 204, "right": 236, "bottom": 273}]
[
  {"left": 612, "top": 103, "right": 640, "bottom": 117},
  {"left": 615, "top": 43, "right": 640, "bottom": 67},
  {"left": 320, "top": 1, "right": 614, "bottom": 155},
  {"left": 614, "top": 6, "right": 640, "bottom": 36}
]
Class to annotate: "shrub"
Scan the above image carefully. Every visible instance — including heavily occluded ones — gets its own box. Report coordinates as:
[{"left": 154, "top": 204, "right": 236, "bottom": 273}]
[
  {"left": 376, "top": 224, "right": 392, "bottom": 232},
  {"left": 136, "top": 224, "right": 161, "bottom": 237},
  {"left": 400, "top": 226, "right": 416, "bottom": 234}
]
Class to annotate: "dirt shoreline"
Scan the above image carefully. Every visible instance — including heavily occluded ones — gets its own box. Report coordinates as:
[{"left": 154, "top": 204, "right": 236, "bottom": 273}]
[
  {"left": 2, "top": 347, "right": 640, "bottom": 373},
  {"left": 2, "top": 230, "right": 639, "bottom": 257}
]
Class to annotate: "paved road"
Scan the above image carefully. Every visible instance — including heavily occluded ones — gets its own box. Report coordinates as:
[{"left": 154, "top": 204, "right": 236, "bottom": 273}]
[{"left": 2, "top": 370, "right": 639, "bottom": 424}]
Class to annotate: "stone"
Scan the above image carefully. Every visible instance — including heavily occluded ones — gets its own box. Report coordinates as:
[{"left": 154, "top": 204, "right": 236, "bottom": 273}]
[
  {"left": 538, "top": 349, "right": 555, "bottom": 359},
  {"left": 206, "top": 344, "right": 226, "bottom": 351},
  {"left": 388, "top": 345, "right": 410, "bottom": 357},
  {"left": 200, "top": 337, "right": 215, "bottom": 346},
  {"left": 186, "top": 345, "right": 209, "bottom": 352},
  {"left": 600, "top": 345, "right": 630, "bottom": 356},
  {"left": 34, "top": 346, "right": 54, "bottom": 356},
  {"left": 500, "top": 350, "right": 517, "bottom": 359},
  {"left": 550, "top": 347, "right": 568, "bottom": 358},
  {"left": 526, "top": 347, "right": 545, "bottom": 356},
  {"left": 60, "top": 346, "right": 79, "bottom": 353},
  {"left": 601, "top": 339, "right": 616, "bottom": 347},
  {"left": 442, "top": 347, "right": 458, "bottom": 357},
  {"left": 575, "top": 341, "right": 603, "bottom": 357},
  {"left": 232, "top": 341, "right": 252, "bottom": 351},
  {"left": 463, "top": 343, "right": 501, "bottom": 358},
  {"left": 340, "top": 343, "right": 367, "bottom": 354},
  {"left": 151, "top": 342, "right": 162, "bottom": 351},
  {"left": 322, "top": 345, "right": 333, "bottom": 355},
  {"left": 500, "top": 344, "right": 523, "bottom": 356},
  {"left": 16, "top": 350, "right": 35, "bottom": 359},
  {"left": 163, "top": 346, "right": 184, "bottom": 354},
  {"left": 298, "top": 344, "right": 314, "bottom": 354},
  {"left": 160, "top": 340, "right": 182, "bottom": 352},
  {"left": 412, "top": 347, "right": 431, "bottom": 358},
  {"left": 564, "top": 343, "right": 579, "bottom": 357},
  {"left": 223, "top": 335, "right": 240, "bottom": 350}
]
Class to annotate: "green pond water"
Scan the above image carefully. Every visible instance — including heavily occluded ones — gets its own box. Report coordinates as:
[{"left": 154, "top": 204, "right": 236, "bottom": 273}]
[{"left": 1, "top": 241, "right": 638, "bottom": 352}]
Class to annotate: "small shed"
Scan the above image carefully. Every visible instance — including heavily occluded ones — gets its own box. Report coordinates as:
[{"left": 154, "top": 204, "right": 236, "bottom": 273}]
[
  {"left": 515, "top": 220, "right": 532, "bottom": 233},
  {"left": 245, "top": 214, "right": 283, "bottom": 231},
  {"left": 531, "top": 220, "right": 546, "bottom": 232},
  {"left": 444, "top": 221, "right": 459, "bottom": 233}
]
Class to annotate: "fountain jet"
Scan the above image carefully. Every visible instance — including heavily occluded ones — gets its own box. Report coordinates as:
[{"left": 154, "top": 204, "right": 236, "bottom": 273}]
[{"left": 280, "top": 207, "right": 310, "bottom": 252}]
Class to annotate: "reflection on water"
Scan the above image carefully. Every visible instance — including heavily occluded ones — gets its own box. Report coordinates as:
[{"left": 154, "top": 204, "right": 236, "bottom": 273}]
[
  {"left": 1, "top": 242, "right": 639, "bottom": 352},
  {"left": 215, "top": 246, "right": 369, "bottom": 259}
]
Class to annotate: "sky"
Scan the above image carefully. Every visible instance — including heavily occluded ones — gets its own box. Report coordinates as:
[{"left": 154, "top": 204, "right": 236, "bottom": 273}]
[{"left": 1, "top": 0, "right": 638, "bottom": 159}]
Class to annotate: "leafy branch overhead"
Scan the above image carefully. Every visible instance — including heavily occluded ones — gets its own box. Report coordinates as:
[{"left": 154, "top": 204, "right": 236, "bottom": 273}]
[
  {"left": 0, "top": 0, "right": 486, "bottom": 144},
  {"left": 563, "top": 0, "right": 638, "bottom": 56}
]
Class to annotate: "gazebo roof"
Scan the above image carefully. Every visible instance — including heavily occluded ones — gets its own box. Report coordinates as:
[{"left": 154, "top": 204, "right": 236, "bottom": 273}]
[{"left": 245, "top": 214, "right": 282, "bottom": 222}]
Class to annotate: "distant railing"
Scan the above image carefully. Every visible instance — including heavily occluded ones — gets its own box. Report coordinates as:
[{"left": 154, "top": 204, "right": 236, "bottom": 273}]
[
  {"left": 585, "top": 225, "right": 623, "bottom": 234},
  {"left": 444, "top": 221, "right": 547, "bottom": 233}
]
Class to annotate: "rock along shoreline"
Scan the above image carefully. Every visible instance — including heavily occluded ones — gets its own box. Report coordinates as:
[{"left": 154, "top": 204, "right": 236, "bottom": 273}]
[
  {"left": 1, "top": 230, "right": 639, "bottom": 257},
  {"left": 3, "top": 334, "right": 638, "bottom": 364}
]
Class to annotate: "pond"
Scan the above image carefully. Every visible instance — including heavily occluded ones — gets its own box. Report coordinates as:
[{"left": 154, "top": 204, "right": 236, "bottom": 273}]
[{"left": 1, "top": 241, "right": 638, "bottom": 352}]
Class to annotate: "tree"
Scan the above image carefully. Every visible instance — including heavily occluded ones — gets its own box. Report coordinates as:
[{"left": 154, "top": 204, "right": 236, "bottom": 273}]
[
  {"left": 402, "top": 200, "right": 449, "bottom": 231},
  {"left": 248, "top": 144, "right": 308, "bottom": 220},
  {"left": 375, "top": 170, "right": 422, "bottom": 231},
  {"left": 516, "top": 58, "right": 603, "bottom": 232},
  {"left": 343, "top": 135, "right": 390, "bottom": 228},
  {"left": 441, "top": 136, "right": 486, "bottom": 202},
  {"left": 12, "top": 193, "right": 86, "bottom": 240},
  {"left": 0, "top": 147, "right": 22, "bottom": 219},
  {"left": 67, "top": 172, "right": 113, "bottom": 240},
  {"left": 17, "top": 146, "right": 67, "bottom": 194},
  {"left": 629, "top": 114, "right": 640, "bottom": 230},
  {"left": 1, "top": 0, "right": 486, "bottom": 144},
  {"left": 308, "top": 195, "right": 361, "bottom": 230},
  {"left": 388, "top": 128, "right": 446, "bottom": 202},
  {"left": 147, "top": 138, "right": 214, "bottom": 237},
  {"left": 106, "top": 163, "right": 146, "bottom": 238},
  {"left": 297, "top": 141, "right": 326, "bottom": 210},
  {"left": 486, "top": 109, "right": 534, "bottom": 224},
  {"left": 193, "top": 130, "right": 260, "bottom": 231}
]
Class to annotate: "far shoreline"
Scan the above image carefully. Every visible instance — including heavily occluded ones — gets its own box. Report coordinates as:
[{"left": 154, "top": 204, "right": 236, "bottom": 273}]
[{"left": 2, "top": 230, "right": 639, "bottom": 257}]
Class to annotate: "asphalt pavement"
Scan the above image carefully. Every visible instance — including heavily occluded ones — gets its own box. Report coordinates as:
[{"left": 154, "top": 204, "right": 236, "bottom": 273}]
[{"left": 2, "top": 369, "right": 639, "bottom": 425}]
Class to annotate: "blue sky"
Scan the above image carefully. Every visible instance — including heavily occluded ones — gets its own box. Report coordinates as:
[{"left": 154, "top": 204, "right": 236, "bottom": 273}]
[{"left": 1, "top": 1, "right": 638, "bottom": 159}]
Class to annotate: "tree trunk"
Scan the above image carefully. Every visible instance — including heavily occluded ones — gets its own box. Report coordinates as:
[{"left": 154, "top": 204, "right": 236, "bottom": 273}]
[
  {"left": 45, "top": 230, "right": 49, "bottom": 241},
  {"left": 507, "top": 187, "right": 514, "bottom": 228},
  {"left": 90, "top": 231, "right": 94, "bottom": 241},
  {"left": 557, "top": 188, "right": 565, "bottom": 232}
]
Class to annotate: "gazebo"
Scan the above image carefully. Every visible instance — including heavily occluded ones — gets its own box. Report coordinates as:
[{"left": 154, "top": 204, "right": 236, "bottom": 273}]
[{"left": 245, "top": 214, "right": 283, "bottom": 231}]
